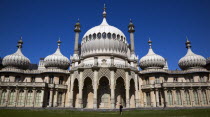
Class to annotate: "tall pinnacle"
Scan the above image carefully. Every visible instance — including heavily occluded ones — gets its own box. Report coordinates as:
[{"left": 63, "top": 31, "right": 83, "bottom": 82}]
[
  {"left": 57, "top": 38, "right": 61, "bottom": 48},
  {"left": 17, "top": 36, "right": 23, "bottom": 48},
  {"left": 185, "top": 36, "right": 191, "bottom": 49},
  {"left": 103, "top": 4, "right": 107, "bottom": 18},
  {"left": 148, "top": 38, "right": 152, "bottom": 49}
]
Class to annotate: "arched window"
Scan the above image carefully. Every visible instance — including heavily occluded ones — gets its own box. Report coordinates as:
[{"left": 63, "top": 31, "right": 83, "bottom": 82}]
[
  {"left": 185, "top": 90, "right": 190, "bottom": 105},
  {"left": 59, "top": 76, "right": 64, "bottom": 85},
  {"left": 102, "top": 32, "right": 106, "bottom": 39},
  {"left": 15, "top": 76, "right": 21, "bottom": 82},
  {"left": 202, "top": 90, "right": 207, "bottom": 105},
  {"left": 117, "top": 35, "right": 120, "bottom": 40},
  {"left": 112, "top": 33, "right": 116, "bottom": 39},
  {"left": 97, "top": 33, "right": 101, "bottom": 39},
  {"left": 9, "top": 89, "right": 16, "bottom": 105},
  {"left": 17, "top": 90, "right": 24, "bottom": 106},
  {"left": 193, "top": 90, "right": 199, "bottom": 105},
  {"left": 35, "top": 90, "right": 41, "bottom": 106},
  {"left": 176, "top": 90, "right": 182, "bottom": 105},
  {"left": 49, "top": 75, "right": 54, "bottom": 84},
  {"left": 0, "top": 90, "right": 7, "bottom": 105},
  {"left": 58, "top": 92, "right": 63, "bottom": 106},
  {"left": 167, "top": 91, "right": 173, "bottom": 105},
  {"left": 107, "top": 33, "right": 111, "bottom": 39},
  {"left": 93, "top": 33, "right": 96, "bottom": 39},
  {"left": 26, "top": 90, "right": 33, "bottom": 106},
  {"left": 121, "top": 36, "right": 123, "bottom": 41},
  {"left": 89, "top": 34, "right": 92, "bottom": 40}
]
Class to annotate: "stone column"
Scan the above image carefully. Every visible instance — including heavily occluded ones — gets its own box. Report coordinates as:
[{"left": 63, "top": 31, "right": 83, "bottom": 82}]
[
  {"left": 40, "top": 89, "right": 45, "bottom": 107},
  {"left": 155, "top": 89, "right": 159, "bottom": 107},
  {"left": 125, "top": 71, "right": 130, "bottom": 108},
  {"left": 150, "top": 89, "right": 156, "bottom": 107},
  {"left": 143, "top": 92, "right": 146, "bottom": 107},
  {"left": 205, "top": 88, "right": 210, "bottom": 105},
  {"left": 78, "top": 71, "right": 83, "bottom": 108},
  {"left": 198, "top": 88, "right": 202, "bottom": 106},
  {"left": 69, "top": 75, "right": 75, "bottom": 108},
  {"left": 14, "top": 88, "right": 19, "bottom": 107},
  {"left": 62, "top": 91, "right": 66, "bottom": 107},
  {"left": 93, "top": 69, "right": 99, "bottom": 109},
  {"left": 49, "top": 89, "right": 54, "bottom": 107},
  {"left": 189, "top": 88, "right": 194, "bottom": 106},
  {"left": 5, "top": 88, "right": 11, "bottom": 107},
  {"left": 110, "top": 69, "right": 115, "bottom": 109},
  {"left": 54, "top": 89, "right": 58, "bottom": 107},
  {"left": 163, "top": 88, "right": 168, "bottom": 107},
  {"left": 134, "top": 74, "right": 139, "bottom": 107},
  {"left": 180, "top": 88, "right": 185, "bottom": 106},
  {"left": 172, "top": 88, "right": 176, "bottom": 106},
  {"left": 32, "top": 88, "right": 36, "bottom": 107},
  {"left": 23, "top": 88, "right": 27, "bottom": 107}
]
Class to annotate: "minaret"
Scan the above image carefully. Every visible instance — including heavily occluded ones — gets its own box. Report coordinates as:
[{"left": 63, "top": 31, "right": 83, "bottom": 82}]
[
  {"left": 74, "top": 19, "right": 81, "bottom": 54},
  {"left": 128, "top": 19, "right": 135, "bottom": 54}
]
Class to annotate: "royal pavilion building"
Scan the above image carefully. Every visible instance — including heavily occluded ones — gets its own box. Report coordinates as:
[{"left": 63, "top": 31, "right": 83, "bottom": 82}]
[{"left": 0, "top": 6, "right": 210, "bottom": 109}]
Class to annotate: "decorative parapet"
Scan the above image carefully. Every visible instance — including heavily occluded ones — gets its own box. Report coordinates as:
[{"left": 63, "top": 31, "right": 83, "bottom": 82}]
[
  {"left": 0, "top": 82, "right": 46, "bottom": 87},
  {"left": 42, "top": 69, "right": 69, "bottom": 74},
  {"left": 48, "top": 84, "right": 67, "bottom": 89},
  {"left": 141, "top": 82, "right": 210, "bottom": 89}
]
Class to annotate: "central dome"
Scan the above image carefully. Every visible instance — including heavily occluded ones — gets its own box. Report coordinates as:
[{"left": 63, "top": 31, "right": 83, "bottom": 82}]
[{"left": 81, "top": 15, "right": 128, "bottom": 58}]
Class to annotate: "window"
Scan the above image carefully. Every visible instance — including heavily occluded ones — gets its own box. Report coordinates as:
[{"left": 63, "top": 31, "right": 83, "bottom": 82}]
[
  {"left": 168, "top": 91, "right": 173, "bottom": 105},
  {"left": 4, "top": 75, "right": 9, "bottom": 82},
  {"left": 102, "top": 32, "right": 106, "bottom": 39},
  {"left": 112, "top": 33, "right": 116, "bottom": 39},
  {"left": 185, "top": 90, "right": 190, "bottom": 105},
  {"left": 107, "top": 33, "right": 111, "bottom": 39},
  {"left": 121, "top": 36, "right": 123, "bottom": 41},
  {"left": 17, "top": 90, "right": 24, "bottom": 106},
  {"left": 0, "top": 90, "right": 7, "bottom": 105},
  {"left": 174, "top": 77, "right": 178, "bottom": 82},
  {"left": 86, "top": 36, "right": 88, "bottom": 41},
  {"left": 31, "top": 77, "right": 35, "bottom": 82},
  {"left": 49, "top": 75, "right": 54, "bottom": 84},
  {"left": 146, "top": 92, "right": 151, "bottom": 106},
  {"left": 155, "top": 76, "right": 160, "bottom": 83},
  {"left": 9, "top": 90, "right": 16, "bottom": 105},
  {"left": 145, "top": 78, "right": 149, "bottom": 85},
  {"left": 158, "top": 91, "right": 162, "bottom": 106},
  {"left": 26, "top": 90, "right": 33, "bottom": 106},
  {"left": 176, "top": 90, "right": 182, "bottom": 105},
  {"left": 58, "top": 92, "right": 63, "bottom": 106},
  {"left": 59, "top": 76, "right": 64, "bottom": 85},
  {"left": 89, "top": 34, "right": 92, "bottom": 40},
  {"left": 15, "top": 76, "right": 21, "bottom": 82},
  {"left": 193, "top": 90, "right": 199, "bottom": 105},
  {"left": 93, "top": 33, "right": 96, "bottom": 39},
  {"left": 117, "top": 34, "right": 120, "bottom": 40},
  {"left": 164, "top": 77, "right": 168, "bottom": 82},
  {"left": 97, "top": 33, "right": 101, "bottom": 39},
  {"left": 35, "top": 90, "right": 41, "bottom": 106}
]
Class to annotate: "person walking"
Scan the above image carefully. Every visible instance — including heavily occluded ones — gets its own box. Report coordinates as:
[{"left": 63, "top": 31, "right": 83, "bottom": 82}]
[{"left": 119, "top": 103, "right": 123, "bottom": 115}]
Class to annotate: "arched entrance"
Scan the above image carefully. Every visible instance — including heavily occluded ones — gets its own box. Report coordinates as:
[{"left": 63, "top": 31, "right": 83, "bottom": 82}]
[
  {"left": 83, "top": 77, "right": 93, "bottom": 108},
  {"left": 129, "top": 79, "right": 135, "bottom": 108},
  {"left": 115, "top": 77, "right": 126, "bottom": 108},
  {"left": 73, "top": 79, "right": 79, "bottom": 108},
  {"left": 97, "top": 77, "right": 111, "bottom": 108}
]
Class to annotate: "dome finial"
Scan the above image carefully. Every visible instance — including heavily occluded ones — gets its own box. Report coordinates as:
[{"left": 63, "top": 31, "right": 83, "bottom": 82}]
[
  {"left": 148, "top": 38, "right": 152, "bottom": 48},
  {"left": 57, "top": 38, "right": 61, "bottom": 48},
  {"left": 17, "top": 36, "right": 23, "bottom": 48},
  {"left": 185, "top": 36, "right": 191, "bottom": 49},
  {"left": 103, "top": 4, "right": 107, "bottom": 18}
]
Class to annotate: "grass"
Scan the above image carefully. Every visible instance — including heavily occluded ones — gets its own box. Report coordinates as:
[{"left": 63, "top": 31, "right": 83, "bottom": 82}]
[{"left": 0, "top": 109, "right": 210, "bottom": 117}]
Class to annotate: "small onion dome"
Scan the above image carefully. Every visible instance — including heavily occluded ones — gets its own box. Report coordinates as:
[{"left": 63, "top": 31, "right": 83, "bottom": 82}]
[
  {"left": 44, "top": 39, "right": 70, "bottom": 70},
  {"left": 139, "top": 39, "right": 165, "bottom": 70},
  {"left": 2, "top": 37, "right": 30, "bottom": 69},
  {"left": 178, "top": 38, "right": 206, "bottom": 70}
]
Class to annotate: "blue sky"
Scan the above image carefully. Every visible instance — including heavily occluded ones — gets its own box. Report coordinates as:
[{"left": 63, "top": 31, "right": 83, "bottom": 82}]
[{"left": 0, "top": 0, "right": 210, "bottom": 70}]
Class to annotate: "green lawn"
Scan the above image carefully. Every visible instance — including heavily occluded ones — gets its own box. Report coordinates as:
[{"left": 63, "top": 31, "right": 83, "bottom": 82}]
[{"left": 0, "top": 109, "right": 210, "bottom": 117}]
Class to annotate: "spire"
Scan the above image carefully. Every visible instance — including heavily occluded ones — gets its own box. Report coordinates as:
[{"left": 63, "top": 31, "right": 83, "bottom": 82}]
[
  {"left": 57, "top": 38, "right": 61, "bottom": 48},
  {"left": 74, "top": 18, "right": 81, "bottom": 32},
  {"left": 148, "top": 38, "right": 152, "bottom": 49},
  {"left": 185, "top": 36, "right": 191, "bottom": 49},
  {"left": 17, "top": 36, "right": 23, "bottom": 49},
  {"left": 128, "top": 19, "right": 135, "bottom": 33},
  {"left": 103, "top": 4, "right": 107, "bottom": 18}
]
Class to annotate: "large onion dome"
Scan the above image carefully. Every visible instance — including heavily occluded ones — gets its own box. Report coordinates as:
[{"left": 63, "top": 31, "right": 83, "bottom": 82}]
[
  {"left": 81, "top": 5, "right": 128, "bottom": 58},
  {"left": 178, "top": 38, "right": 206, "bottom": 70},
  {"left": 2, "top": 37, "right": 30, "bottom": 69},
  {"left": 139, "top": 39, "right": 166, "bottom": 70},
  {"left": 44, "top": 39, "right": 70, "bottom": 70}
]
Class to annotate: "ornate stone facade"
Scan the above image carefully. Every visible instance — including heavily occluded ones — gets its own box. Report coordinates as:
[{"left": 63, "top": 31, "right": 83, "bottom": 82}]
[{"left": 0, "top": 5, "right": 210, "bottom": 109}]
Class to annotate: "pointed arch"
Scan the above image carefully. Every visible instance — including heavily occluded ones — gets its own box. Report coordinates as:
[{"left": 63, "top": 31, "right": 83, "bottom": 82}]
[
  {"left": 129, "top": 79, "right": 135, "bottom": 108},
  {"left": 115, "top": 77, "right": 126, "bottom": 108},
  {"left": 73, "top": 78, "right": 79, "bottom": 108},
  {"left": 83, "top": 77, "right": 93, "bottom": 108}
]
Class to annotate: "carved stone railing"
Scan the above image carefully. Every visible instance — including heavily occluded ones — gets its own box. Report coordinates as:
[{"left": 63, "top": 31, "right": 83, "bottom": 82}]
[
  {"left": 0, "top": 82, "right": 46, "bottom": 87},
  {"left": 43, "top": 69, "right": 69, "bottom": 74},
  {"left": 162, "top": 82, "right": 210, "bottom": 87},
  {"left": 141, "top": 82, "right": 210, "bottom": 89},
  {"left": 48, "top": 84, "right": 67, "bottom": 89}
]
